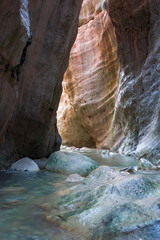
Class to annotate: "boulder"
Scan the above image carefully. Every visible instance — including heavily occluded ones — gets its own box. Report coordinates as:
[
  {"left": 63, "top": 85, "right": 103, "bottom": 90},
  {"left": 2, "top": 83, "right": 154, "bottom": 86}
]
[
  {"left": 44, "top": 166, "right": 160, "bottom": 239},
  {"left": 65, "top": 174, "right": 85, "bottom": 182},
  {"left": 10, "top": 157, "right": 39, "bottom": 172},
  {"left": 46, "top": 151, "right": 98, "bottom": 176}
]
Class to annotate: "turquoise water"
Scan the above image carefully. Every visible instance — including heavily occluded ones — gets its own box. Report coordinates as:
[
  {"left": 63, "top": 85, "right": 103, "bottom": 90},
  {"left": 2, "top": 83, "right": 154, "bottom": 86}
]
[
  {"left": 0, "top": 150, "right": 159, "bottom": 240},
  {"left": 0, "top": 171, "right": 83, "bottom": 240}
]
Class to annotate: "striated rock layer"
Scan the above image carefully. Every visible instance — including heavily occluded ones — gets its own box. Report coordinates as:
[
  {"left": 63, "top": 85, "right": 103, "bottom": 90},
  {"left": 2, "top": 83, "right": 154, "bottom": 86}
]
[
  {"left": 58, "top": 0, "right": 160, "bottom": 163},
  {"left": 57, "top": 0, "right": 119, "bottom": 149},
  {"left": 0, "top": 0, "right": 82, "bottom": 168},
  {"left": 106, "top": 0, "right": 160, "bottom": 163}
]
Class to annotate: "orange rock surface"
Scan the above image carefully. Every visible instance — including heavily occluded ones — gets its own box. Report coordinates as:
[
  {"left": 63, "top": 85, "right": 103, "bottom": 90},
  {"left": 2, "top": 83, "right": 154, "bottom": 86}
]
[
  {"left": 58, "top": 0, "right": 160, "bottom": 163},
  {"left": 58, "top": 0, "right": 119, "bottom": 148}
]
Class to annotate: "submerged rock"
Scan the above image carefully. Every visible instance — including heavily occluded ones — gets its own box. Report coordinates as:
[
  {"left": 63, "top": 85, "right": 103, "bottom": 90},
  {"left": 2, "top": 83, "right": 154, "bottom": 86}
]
[
  {"left": 138, "top": 158, "right": 156, "bottom": 170},
  {"left": 0, "top": 186, "right": 27, "bottom": 194},
  {"left": 10, "top": 157, "right": 39, "bottom": 172},
  {"left": 44, "top": 166, "right": 160, "bottom": 239},
  {"left": 46, "top": 151, "right": 98, "bottom": 176},
  {"left": 65, "top": 174, "right": 85, "bottom": 182},
  {"left": 101, "top": 150, "right": 109, "bottom": 159}
]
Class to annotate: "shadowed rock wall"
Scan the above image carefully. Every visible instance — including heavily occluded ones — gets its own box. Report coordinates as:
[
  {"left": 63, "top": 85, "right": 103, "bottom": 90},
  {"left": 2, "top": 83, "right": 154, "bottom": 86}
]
[
  {"left": 107, "top": 0, "right": 160, "bottom": 163},
  {"left": 0, "top": 0, "right": 82, "bottom": 168},
  {"left": 58, "top": 0, "right": 160, "bottom": 164}
]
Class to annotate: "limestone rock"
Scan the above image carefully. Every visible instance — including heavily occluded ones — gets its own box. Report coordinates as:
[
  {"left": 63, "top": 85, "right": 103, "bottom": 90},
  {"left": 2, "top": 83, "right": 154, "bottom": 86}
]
[
  {"left": 44, "top": 166, "right": 160, "bottom": 239},
  {"left": 10, "top": 157, "right": 39, "bottom": 171},
  {"left": 46, "top": 151, "right": 98, "bottom": 176},
  {"left": 0, "top": 0, "right": 83, "bottom": 168}
]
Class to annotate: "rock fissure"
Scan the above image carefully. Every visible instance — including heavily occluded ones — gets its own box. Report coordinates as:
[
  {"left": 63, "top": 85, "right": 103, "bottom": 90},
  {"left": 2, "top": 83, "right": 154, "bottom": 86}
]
[{"left": 15, "top": 34, "right": 32, "bottom": 81}]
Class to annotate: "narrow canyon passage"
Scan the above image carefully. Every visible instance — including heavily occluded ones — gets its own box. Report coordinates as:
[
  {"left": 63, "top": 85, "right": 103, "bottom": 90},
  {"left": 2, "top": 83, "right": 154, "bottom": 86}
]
[
  {"left": 58, "top": 0, "right": 160, "bottom": 165},
  {"left": 1, "top": 0, "right": 160, "bottom": 240}
]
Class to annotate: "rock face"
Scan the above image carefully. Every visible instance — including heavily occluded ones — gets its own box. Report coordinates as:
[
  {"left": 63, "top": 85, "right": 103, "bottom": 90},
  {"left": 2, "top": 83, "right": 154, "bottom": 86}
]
[
  {"left": 0, "top": 0, "right": 82, "bottom": 168},
  {"left": 106, "top": 0, "right": 160, "bottom": 162},
  {"left": 44, "top": 166, "right": 160, "bottom": 239},
  {"left": 57, "top": 0, "right": 160, "bottom": 163},
  {"left": 57, "top": 0, "right": 119, "bottom": 148}
]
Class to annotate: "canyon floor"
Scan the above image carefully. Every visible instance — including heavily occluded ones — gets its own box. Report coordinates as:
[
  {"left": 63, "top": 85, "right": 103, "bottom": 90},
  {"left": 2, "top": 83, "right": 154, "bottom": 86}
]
[{"left": 0, "top": 148, "right": 160, "bottom": 240}]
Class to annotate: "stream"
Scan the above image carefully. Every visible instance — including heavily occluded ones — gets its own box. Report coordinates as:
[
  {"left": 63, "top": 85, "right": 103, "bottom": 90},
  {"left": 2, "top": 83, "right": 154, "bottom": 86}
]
[{"left": 0, "top": 149, "right": 159, "bottom": 240}]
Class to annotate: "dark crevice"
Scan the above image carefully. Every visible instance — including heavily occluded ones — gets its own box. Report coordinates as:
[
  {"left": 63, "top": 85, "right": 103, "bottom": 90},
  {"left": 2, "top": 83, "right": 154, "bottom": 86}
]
[{"left": 15, "top": 33, "right": 32, "bottom": 81}]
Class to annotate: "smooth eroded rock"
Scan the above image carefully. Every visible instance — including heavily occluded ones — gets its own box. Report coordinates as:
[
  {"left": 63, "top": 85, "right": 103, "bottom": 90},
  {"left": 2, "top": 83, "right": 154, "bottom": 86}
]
[
  {"left": 10, "top": 157, "right": 39, "bottom": 172},
  {"left": 44, "top": 166, "right": 160, "bottom": 239},
  {"left": 46, "top": 151, "right": 98, "bottom": 176},
  {"left": 57, "top": 0, "right": 160, "bottom": 164},
  {"left": 57, "top": 0, "right": 119, "bottom": 148}
]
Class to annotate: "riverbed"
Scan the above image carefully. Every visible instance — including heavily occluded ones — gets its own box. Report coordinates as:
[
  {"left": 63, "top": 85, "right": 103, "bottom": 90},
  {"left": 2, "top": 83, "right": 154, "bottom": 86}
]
[{"left": 0, "top": 149, "right": 159, "bottom": 240}]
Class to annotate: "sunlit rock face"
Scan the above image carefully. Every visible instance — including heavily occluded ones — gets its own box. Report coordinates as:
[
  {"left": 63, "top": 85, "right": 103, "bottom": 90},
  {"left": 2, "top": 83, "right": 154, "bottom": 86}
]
[
  {"left": 57, "top": 0, "right": 119, "bottom": 148},
  {"left": 0, "top": 0, "right": 82, "bottom": 168},
  {"left": 58, "top": 0, "right": 160, "bottom": 164}
]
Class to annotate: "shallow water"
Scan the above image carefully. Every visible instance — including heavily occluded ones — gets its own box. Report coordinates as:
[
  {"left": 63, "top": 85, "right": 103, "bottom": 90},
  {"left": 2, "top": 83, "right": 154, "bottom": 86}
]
[
  {"left": 0, "top": 171, "right": 83, "bottom": 240},
  {"left": 61, "top": 147, "right": 138, "bottom": 168},
  {"left": 0, "top": 149, "right": 159, "bottom": 240}
]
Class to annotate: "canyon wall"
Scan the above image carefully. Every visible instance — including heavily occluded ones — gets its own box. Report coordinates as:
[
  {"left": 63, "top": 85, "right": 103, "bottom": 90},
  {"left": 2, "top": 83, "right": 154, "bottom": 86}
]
[
  {"left": 58, "top": 0, "right": 119, "bottom": 149},
  {"left": 58, "top": 0, "right": 160, "bottom": 164},
  {"left": 0, "top": 0, "right": 82, "bottom": 168}
]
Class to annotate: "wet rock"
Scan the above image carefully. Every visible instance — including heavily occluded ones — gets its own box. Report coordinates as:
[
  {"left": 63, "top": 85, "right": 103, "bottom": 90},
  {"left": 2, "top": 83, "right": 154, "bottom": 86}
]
[
  {"left": 138, "top": 158, "right": 156, "bottom": 171},
  {"left": 65, "top": 174, "right": 85, "bottom": 182},
  {"left": 46, "top": 151, "right": 98, "bottom": 176},
  {"left": 10, "top": 157, "right": 39, "bottom": 172},
  {"left": 33, "top": 158, "right": 48, "bottom": 170},
  {"left": 120, "top": 166, "right": 136, "bottom": 174},
  {"left": 44, "top": 166, "right": 160, "bottom": 239},
  {"left": 101, "top": 150, "right": 109, "bottom": 159}
]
